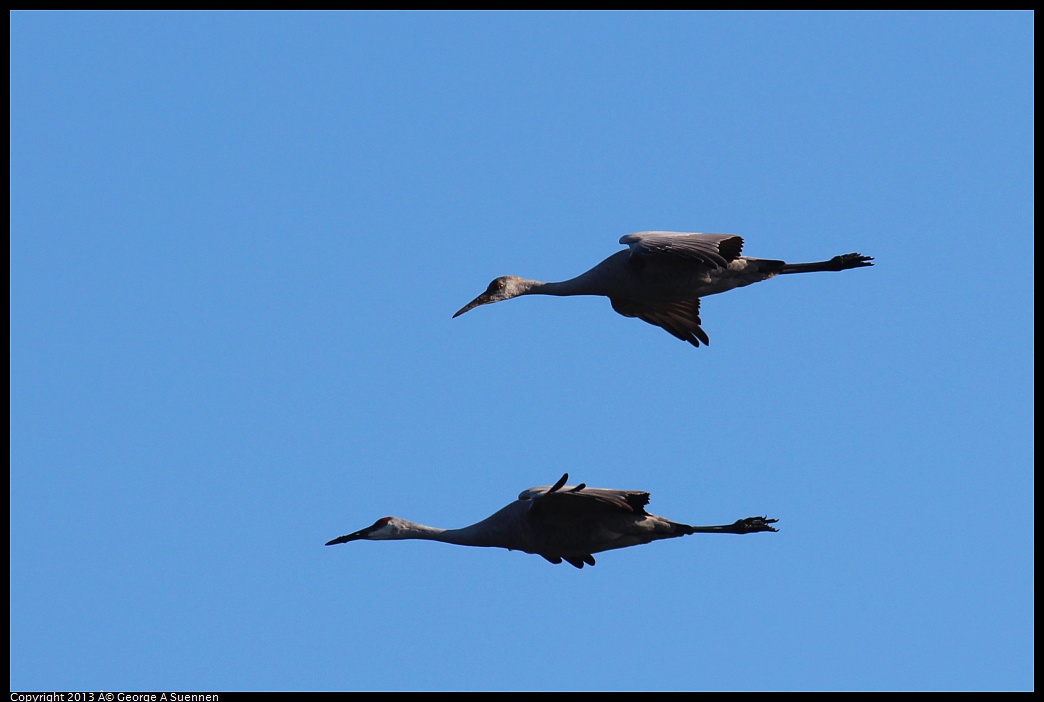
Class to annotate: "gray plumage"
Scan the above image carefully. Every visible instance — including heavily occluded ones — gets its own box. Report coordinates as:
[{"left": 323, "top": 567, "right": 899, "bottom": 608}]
[
  {"left": 453, "top": 231, "right": 873, "bottom": 347},
  {"left": 325, "top": 473, "right": 778, "bottom": 569}
]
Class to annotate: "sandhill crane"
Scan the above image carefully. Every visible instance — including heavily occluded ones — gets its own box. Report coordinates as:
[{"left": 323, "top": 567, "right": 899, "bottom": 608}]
[
  {"left": 325, "top": 473, "right": 778, "bottom": 568},
  {"left": 453, "top": 231, "right": 873, "bottom": 347}
]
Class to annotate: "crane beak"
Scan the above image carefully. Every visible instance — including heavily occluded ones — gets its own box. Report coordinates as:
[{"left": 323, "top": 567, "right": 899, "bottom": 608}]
[
  {"left": 452, "top": 293, "right": 493, "bottom": 318},
  {"left": 326, "top": 516, "right": 394, "bottom": 545},
  {"left": 325, "top": 532, "right": 361, "bottom": 546},
  {"left": 325, "top": 527, "right": 369, "bottom": 546}
]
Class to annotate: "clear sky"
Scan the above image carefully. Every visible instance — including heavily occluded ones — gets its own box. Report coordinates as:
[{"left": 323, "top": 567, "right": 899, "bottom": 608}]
[{"left": 10, "top": 11, "right": 1033, "bottom": 692}]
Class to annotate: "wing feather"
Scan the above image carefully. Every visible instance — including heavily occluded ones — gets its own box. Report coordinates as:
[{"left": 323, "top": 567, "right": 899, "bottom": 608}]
[
  {"left": 528, "top": 484, "right": 651, "bottom": 517},
  {"left": 620, "top": 231, "right": 744, "bottom": 269},
  {"left": 610, "top": 297, "right": 710, "bottom": 347}
]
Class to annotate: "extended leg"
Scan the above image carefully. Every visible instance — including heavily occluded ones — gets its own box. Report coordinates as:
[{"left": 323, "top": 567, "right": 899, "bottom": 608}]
[
  {"left": 780, "top": 254, "right": 873, "bottom": 274},
  {"left": 687, "top": 517, "right": 779, "bottom": 534}
]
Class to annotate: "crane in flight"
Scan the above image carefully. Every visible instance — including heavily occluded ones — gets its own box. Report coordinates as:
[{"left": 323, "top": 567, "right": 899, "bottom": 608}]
[
  {"left": 326, "top": 473, "right": 778, "bottom": 569},
  {"left": 454, "top": 231, "right": 872, "bottom": 347}
]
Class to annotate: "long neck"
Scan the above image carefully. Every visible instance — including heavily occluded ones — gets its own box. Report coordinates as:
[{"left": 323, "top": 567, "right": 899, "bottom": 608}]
[
  {"left": 395, "top": 503, "right": 527, "bottom": 550},
  {"left": 395, "top": 519, "right": 506, "bottom": 548},
  {"left": 537, "top": 251, "right": 628, "bottom": 297},
  {"left": 529, "top": 278, "right": 595, "bottom": 297},
  {"left": 520, "top": 265, "right": 616, "bottom": 298},
  {"left": 393, "top": 521, "right": 452, "bottom": 541}
]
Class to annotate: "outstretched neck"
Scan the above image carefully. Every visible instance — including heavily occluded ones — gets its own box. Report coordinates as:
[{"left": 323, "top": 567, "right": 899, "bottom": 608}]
[
  {"left": 518, "top": 268, "right": 609, "bottom": 298},
  {"left": 394, "top": 520, "right": 504, "bottom": 548},
  {"left": 393, "top": 521, "right": 451, "bottom": 541}
]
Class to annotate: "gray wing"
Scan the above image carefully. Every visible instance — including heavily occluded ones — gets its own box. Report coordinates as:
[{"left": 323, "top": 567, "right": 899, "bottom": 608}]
[
  {"left": 620, "top": 231, "right": 744, "bottom": 269},
  {"left": 520, "top": 475, "right": 654, "bottom": 568},
  {"left": 610, "top": 297, "right": 710, "bottom": 347},
  {"left": 520, "top": 473, "right": 651, "bottom": 515}
]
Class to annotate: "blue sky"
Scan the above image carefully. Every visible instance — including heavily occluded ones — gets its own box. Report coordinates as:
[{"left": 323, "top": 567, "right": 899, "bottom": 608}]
[{"left": 10, "top": 11, "right": 1033, "bottom": 692}]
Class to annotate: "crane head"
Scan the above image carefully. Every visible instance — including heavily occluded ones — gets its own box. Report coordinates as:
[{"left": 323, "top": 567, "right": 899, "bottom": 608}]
[
  {"left": 325, "top": 516, "right": 403, "bottom": 545},
  {"left": 453, "top": 276, "right": 530, "bottom": 317}
]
